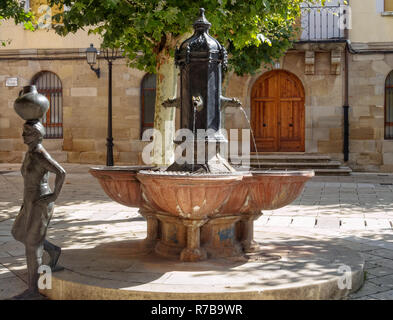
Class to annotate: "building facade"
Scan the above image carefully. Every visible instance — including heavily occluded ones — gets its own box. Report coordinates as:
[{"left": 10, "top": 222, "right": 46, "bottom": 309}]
[
  {"left": 224, "top": 0, "right": 393, "bottom": 172},
  {"left": 1, "top": 0, "right": 393, "bottom": 171}
]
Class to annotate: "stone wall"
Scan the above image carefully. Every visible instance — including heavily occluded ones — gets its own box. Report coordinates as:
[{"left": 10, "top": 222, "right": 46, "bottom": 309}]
[
  {"left": 348, "top": 53, "right": 393, "bottom": 172},
  {"left": 0, "top": 57, "right": 149, "bottom": 165}
]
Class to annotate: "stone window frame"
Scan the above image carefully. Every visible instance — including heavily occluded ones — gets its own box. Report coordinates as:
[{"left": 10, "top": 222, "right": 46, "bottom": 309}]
[
  {"left": 31, "top": 70, "right": 63, "bottom": 139},
  {"left": 140, "top": 73, "right": 156, "bottom": 139}
]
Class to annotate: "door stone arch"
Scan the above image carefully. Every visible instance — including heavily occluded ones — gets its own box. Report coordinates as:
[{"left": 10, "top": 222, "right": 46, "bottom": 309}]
[{"left": 251, "top": 70, "right": 305, "bottom": 152}]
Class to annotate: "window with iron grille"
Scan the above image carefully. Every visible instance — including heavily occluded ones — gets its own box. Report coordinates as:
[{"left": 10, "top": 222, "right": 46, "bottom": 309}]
[
  {"left": 32, "top": 71, "right": 63, "bottom": 139},
  {"left": 385, "top": 71, "right": 393, "bottom": 139},
  {"left": 141, "top": 73, "right": 156, "bottom": 138}
]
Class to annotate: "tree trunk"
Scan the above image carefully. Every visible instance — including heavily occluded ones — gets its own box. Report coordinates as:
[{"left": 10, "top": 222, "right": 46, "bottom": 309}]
[
  {"left": 152, "top": 32, "right": 191, "bottom": 167},
  {"left": 152, "top": 45, "right": 177, "bottom": 167}
]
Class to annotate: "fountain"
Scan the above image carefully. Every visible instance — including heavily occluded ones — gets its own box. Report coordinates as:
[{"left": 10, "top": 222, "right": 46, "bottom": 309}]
[
  {"left": 44, "top": 9, "right": 364, "bottom": 300},
  {"left": 89, "top": 9, "right": 314, "bottom": 262}
]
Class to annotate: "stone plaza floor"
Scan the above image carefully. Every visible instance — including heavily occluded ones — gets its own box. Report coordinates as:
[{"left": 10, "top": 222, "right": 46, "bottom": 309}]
[{"left": 0, "top": 163, "right": 393, "bottom": 300}]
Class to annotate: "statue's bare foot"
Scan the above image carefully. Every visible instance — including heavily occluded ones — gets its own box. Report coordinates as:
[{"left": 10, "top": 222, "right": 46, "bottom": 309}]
[{"left": 10, "top": 289, "right": 47, "bottom": 300}]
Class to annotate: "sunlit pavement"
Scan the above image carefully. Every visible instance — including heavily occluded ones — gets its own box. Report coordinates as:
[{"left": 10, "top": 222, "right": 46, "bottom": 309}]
[{"left": 1, "top": 163, "right": 393, "bottom": 300}]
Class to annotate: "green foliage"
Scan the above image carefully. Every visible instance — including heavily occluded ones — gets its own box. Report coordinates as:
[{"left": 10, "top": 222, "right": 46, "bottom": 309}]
[
  {"left": 49, "top": 0, "right": 321, "bottom": 75},
  {"left": 0, "top": 0, "right": 35, "bottom": 46}
]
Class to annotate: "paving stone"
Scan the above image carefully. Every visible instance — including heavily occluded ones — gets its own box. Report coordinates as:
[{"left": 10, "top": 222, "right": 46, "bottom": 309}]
[
  {"left": 373, "top": 258, "right": 393, "bottom": 269},
  {"left": 370, "top": 274, "right": 393, "bottom": 289},
  {"left": 361, "top": 252, "right": 386, "bottom": 261},
  {"left": 365, "top": 219, "right": 392, "bottom": 229},
  {"left": 290, "top": 217, "right": 316, "bottom": 228},
  {"left": 367, "top": 266, "right": 393, "bottom": 278},
  {"left": 368, "top": 290, "right": 393, "bottom": 300},
  {"left": 369, "top": 249, "right": 393, "bottom": 260},
  {"left": 349, "top": 282, "right": 384, "bottom": 299},
  {"left": 265, "top": 216, "right": 292, "bottom": 227},
  {"left": 340, "top": 218, "right": 366, "bottom": 230},
  {"left": 0, "top": 276, "right": 27, "bottom": 300},
  {"left": 0, "top": 264, "right": 15, "bottom": 280},
  {"left": 0, "top": 251, "right": 11, "bottom": 258},
  {"left": 315, "top": 217, "right": 340, "bottom": 229},
  {"left": 351, "top": 296, "right": 379, "bottom": 300},
  {"left": 365, "top": 262, "right": 383, "bottom": 270}
]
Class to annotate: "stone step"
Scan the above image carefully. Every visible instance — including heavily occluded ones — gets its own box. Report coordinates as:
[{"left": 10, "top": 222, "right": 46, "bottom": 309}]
[
  {"left": 233, "top": 154, "right": 332, "bottom": 163},
  {"left": 238, "top": 161, "right": 342, "bottom": 169},
  {"left": 313, "top": 167, "right": 353, "bottom": 176},
  {"left": 234, "top": 164, "right": 352, "bottom": 176}
]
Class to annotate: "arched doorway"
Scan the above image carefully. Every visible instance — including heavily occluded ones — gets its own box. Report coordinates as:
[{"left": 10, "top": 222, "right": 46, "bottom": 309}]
[{"left": 251, "top": 70, "right": 305, "bottom": 152}]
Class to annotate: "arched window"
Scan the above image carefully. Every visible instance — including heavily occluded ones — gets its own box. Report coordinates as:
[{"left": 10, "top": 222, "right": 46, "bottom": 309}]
[
  {"left": 141, "top": 73, "right": 156, "bottom": 138},
  {"left": 32, "top": 71, "right": 63, "bottom": 139}
]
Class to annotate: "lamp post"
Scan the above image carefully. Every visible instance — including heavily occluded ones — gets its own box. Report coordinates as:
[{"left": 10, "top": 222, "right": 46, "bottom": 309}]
[
  {"left": 102, "top": 47, "right": 119, "bottom": 166},
  {"left": 86, "top": 44, "right": 120, "bottom": 166}
]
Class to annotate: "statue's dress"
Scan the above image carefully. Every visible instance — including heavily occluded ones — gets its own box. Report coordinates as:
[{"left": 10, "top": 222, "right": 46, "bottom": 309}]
[{"left": 11, "top": 151, "right": 54, "bottom": 246}]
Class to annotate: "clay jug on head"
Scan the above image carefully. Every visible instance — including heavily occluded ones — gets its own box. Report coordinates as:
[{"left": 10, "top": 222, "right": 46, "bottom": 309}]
[{"left": 14, "top": 85, "right": 49, "bottom": 121}]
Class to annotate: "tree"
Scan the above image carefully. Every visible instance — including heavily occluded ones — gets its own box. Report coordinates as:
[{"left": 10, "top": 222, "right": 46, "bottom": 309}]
[
  {"left": 0, "top": 0, "right": 34, "bottom": 46},
  {"left": 49, "top": 0, "right": 321, "bottom": 165}
]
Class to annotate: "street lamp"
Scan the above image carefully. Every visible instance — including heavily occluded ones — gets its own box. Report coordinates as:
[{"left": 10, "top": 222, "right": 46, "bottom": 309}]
[
  {"left": 101, "top": 47, "right": 120, "bottom": 167},
  {"left": 86, "top": 44, "right": 100, "bottom": 78},
  {"left": 85, "top": 44, "right": 120, "bottom": 166}
]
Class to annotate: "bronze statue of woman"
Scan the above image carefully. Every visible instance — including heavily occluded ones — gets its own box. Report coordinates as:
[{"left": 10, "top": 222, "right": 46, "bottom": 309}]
[{"left": 11, "top": 119, "right": 66, "bottom": 299}]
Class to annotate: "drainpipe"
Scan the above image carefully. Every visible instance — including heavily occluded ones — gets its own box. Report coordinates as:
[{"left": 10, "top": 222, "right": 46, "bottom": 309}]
[{"left": 343, "top": 13, "right": 350, "bottom": 163}]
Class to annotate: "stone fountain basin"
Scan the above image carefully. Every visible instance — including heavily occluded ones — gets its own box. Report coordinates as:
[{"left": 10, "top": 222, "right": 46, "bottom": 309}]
[
  {"left": 219, "top": 170, "right": 314, "bottom": 214},
  {"left": 137, "top": 171, "right": 244, "bottom": 219},
  {"left": 243, "top": 170, "right": 315, "bottom": 212},
  {"left": 90, "top": 167, "right": 314, "bottom": 216},
  {"left": 89, "top": 166, "right": 154, "bottom": 208}
]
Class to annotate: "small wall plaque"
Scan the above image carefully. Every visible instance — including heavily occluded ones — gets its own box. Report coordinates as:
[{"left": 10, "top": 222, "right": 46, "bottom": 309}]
[{"left": 6, "top": 78, "right": 18, "bottom": 87}]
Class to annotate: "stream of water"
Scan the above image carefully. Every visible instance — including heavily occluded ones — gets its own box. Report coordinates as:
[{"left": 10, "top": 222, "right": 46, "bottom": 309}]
[
  {"left": 239, "top": 106, "right": 262, "bottom": 170},
  {"left": 192, "top": 104, "right": 197, "bottom": 172}
]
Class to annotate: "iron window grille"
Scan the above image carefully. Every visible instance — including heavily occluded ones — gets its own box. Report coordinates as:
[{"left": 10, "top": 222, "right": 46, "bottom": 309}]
[{"left": 31, "top": 71, "right": 63, "bottom": 139}]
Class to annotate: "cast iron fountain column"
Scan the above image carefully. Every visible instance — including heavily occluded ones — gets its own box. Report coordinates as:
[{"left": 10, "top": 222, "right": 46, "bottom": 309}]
[{"left": 166, "top": 8, "right": 241, "bottom": 173}]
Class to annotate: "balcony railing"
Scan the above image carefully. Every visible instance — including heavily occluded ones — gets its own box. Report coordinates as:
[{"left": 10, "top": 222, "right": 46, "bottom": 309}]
[{"left": 299, "top": 3, "right": 346, "bottom": 42}]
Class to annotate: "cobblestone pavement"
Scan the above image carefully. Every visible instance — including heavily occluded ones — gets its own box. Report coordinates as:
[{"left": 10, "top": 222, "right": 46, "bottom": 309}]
[{"left": 1, "top": 163, "right": 393, "bottom": 300}]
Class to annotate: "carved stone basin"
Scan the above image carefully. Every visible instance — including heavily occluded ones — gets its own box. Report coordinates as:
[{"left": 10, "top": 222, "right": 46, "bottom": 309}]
[
  {"left": 246, "top": 170, "right": 315, "bottom": 211},
  {"left": 89, "top": 166, "right": 154, "bottom": 208},
  {"left": 137, "top": 171, "right": 243, "bottom": 219},
  {"left": 219, "top": 170, "right": 314, "bottom": 214}
]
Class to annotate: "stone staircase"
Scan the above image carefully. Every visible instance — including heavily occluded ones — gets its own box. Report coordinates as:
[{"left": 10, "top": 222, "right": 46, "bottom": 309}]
[{"left": 231, "top": 153, "right": 352, "bottom": 176}]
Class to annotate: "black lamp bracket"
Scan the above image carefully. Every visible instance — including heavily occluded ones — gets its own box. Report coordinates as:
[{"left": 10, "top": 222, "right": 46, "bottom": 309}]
[{"left": 90, "top": 65, "right": 101, "bottom": 78}]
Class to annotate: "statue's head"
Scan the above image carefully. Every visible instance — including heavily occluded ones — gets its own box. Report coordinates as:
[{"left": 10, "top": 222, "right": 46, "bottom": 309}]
[{"left": 22, "top": 121, "right": 45, "bottom": 146}]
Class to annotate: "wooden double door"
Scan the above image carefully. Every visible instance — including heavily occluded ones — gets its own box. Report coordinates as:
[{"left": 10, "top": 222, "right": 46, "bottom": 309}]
[{"left": 251, "top": 70, "right": 305, "bottom": 152}]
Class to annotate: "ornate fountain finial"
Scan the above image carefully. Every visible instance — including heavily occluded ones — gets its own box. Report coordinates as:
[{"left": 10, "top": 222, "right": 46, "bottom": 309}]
[{"left": 193, "top": 8, "right": 211, "bottom": 31}]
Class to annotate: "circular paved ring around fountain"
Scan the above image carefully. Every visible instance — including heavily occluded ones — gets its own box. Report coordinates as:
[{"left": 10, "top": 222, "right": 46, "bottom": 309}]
[{"left": 40, "top": 227, "right": 364, "bottom": 300}]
